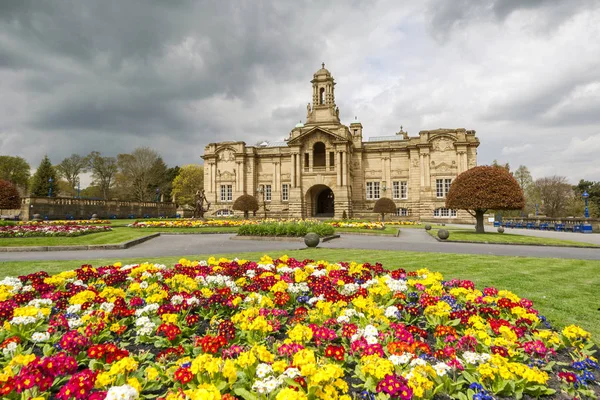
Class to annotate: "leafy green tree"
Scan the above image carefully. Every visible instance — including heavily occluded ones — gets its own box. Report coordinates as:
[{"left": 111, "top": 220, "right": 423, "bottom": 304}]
[
  {"left": 172, "top": 165, "right": 204, "bottom": 206},
  {"left": 55, "top": 154, "right": 89, "bottom": 191},
  {"left": 0, "top": 156, "right": 31, "bottom": 190},
  {"left": 88, "top": 151, "right": 118, "bottom": 200},
  {"left": 446, "top": 166, "right": 525, "bottom": 233},
  {"left": 30, "top": 155, "right": 58, "bottom": 197}
]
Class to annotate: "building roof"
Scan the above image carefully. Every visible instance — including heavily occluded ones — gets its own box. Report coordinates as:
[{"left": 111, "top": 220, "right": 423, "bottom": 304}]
[
  {"left": 254, "top": 140, "right": 288, "bottom": 148},
  {"left": 368, "top": 136, "right": 406, "bottom": 142}
]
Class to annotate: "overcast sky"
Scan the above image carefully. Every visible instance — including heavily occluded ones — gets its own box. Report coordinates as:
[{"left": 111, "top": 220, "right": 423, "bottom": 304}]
[{"left": 1, "top": 0, "right": 599, "bottom": 186}]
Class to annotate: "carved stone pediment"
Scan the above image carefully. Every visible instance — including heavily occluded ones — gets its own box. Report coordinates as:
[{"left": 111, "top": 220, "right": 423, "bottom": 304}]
[
  {"left": 391, "top": 169, "right": 409, "bottom": 177},
  {"left": 217, "top": 148, "right": 236, "bottom": 162},
  {"left": 432, "top": 137, "right": 455, "bottom": 152},
  {"left": 218, "top": 170, "right": 236, "bottom": 181}
]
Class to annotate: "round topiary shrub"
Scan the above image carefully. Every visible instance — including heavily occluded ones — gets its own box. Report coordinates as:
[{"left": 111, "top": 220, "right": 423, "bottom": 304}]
[
  {"left": 497, "top": 226, "right": 505, "bottom": 233},
  {"left": 438, "top": 229, "right": 450, "bottom": 240},
  {"left": 373, "top": 197, "right": 396, "bottom": 222},
  {"left": 304, "top": 232, "right": 320, "bottom": 248},
  {"left": 232, "top": 194, "right": 259, "bottom": 219},
  {"left": 424, "top": 224, "right": 432, "bottom": 231}
]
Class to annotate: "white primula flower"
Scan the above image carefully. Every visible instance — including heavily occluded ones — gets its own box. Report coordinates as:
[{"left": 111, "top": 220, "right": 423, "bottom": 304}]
[
  {"left": 105, "top": 384, "right": 139, "bottom": 400},
  {"left": 2, "top": 341, "right": 18, "bottom": 356},
  {"left": 384, "top": 306, "right": 399, "bottom": 318},
  {"left": 410, "top": 358, "right": 427, "bottom": 367},
  {"left": 100, "top": 302, "right": 115, "bottom": 313},
  {"left": 32, "top": 332, "right": 50, "bottom": 342},
  {"left": 336, "top": 315, "right": 350, "bottom": 324},
  {"left": 433, "top": 362, "right": 451, "bottom": 376},
  {"left": 256, "top": 363, "right": 273, "bottom": 378},
  {"left": 365, "top": 335, "right": 378, "bottom": 345},
  {"left": 364, "top": 325, "right": 378, "bottom": 337},
  {"left": 389, "top": 353, "right": 412, "bottom": 365},
  {"left": 171, "top": 295, "right": 184, "bottom": 305}
]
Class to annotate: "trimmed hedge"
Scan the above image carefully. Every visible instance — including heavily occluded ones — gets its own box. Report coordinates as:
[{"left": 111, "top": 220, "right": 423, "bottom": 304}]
[{"left": 237, "top": 221, "right": 334, "bottom": 237}]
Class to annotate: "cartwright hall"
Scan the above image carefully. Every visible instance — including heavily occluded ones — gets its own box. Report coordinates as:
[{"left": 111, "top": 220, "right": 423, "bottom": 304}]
[{"left": 202, "top": 64, "right": 480, "bottom": 221}]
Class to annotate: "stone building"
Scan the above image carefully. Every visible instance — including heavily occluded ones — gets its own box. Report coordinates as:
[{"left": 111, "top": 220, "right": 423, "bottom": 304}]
[{"left": 201, "top": 64, "right": 480, "bottom": 221}]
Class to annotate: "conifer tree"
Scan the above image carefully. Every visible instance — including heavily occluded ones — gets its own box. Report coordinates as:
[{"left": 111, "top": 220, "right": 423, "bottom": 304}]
[{"left": 30, "top": 155, "right": 58, "bottom": 197}]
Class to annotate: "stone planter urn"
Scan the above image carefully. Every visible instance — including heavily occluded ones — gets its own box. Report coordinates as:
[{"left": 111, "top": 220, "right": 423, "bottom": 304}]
[
  {"left": 32, "top": 214, "right": 42, "bottom": 221},
  {"left": 497, "top": 226, "right": 505, "bottom": 233},
  {"left": 91, "top": 214, "right": 99, "bottom": 220},
  {"left": 438, "top": 229, "right": 450, "bottom": 240},
  {"left": 424, "top": 224, "right": 432, "bottom": 231},
  {"left": 304, "top": 232, "right": 320, "bottom": 248}
]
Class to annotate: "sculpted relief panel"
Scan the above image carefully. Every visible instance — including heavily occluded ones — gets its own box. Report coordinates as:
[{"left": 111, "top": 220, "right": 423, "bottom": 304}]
[{"left": 432, "top": 137, "right": 454, "bottom": 152}]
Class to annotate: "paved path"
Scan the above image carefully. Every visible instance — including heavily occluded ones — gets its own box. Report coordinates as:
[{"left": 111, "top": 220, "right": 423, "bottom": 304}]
[{"left": 1, "top": 230, "right": 600, "bottom": 262}]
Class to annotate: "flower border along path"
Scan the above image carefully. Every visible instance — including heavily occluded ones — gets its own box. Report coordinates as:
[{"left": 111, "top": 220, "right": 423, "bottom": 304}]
[{"left": 0, "top": 255, "right": 597, "bottom": 399}]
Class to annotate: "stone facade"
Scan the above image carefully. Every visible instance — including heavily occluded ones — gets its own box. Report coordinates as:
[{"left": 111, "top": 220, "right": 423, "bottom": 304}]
[{"left": 202, "top": 65, "right": 480, "bottom": 222}]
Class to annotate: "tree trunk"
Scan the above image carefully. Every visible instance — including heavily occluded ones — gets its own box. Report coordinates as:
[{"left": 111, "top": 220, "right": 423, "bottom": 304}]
[
  {"left": 381, "top": 213, "right": 385, "bottom": 223},
  {"left": 475, "top": 209, "right": 485, "bottom": 233},
  {"left": 244, "top": 211, "right": 249, "bottom": 219}
]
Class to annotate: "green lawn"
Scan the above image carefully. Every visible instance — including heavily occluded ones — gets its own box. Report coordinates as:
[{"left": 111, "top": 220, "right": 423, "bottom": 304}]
[
  {"left": 428, "top": 228, "right": 598, "bottom": 248},
  {"left": 0, "top": 249, "right": 598, "bottom": 344},
  {"left": 336, "top": 226, "right": 399, "bottom": 235},
  {"left": 0, "top": 227, "right": 152, "bottom": 247}
]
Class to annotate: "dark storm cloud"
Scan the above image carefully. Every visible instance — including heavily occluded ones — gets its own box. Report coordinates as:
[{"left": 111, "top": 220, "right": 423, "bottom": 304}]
[{"left": 427, "top": 0, "right": 596, "bottom": 40}]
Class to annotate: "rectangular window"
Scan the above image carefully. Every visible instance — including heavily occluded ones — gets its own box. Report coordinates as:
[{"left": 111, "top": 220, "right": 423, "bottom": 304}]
[
  {"left": 220, "top": 185, "right": 232, "bottom": 202},
  {"left": 366, "top": 182, "right": 380, "bottom": 200},
  {"left": 392, "top": 181, "right": 408, "bottom": 199},
  {"left": 329, "top": 152, "right": 335, "bottom": 170},
  {"left": 395, "top": 208, "right": 409, "bottom": 216},
  {"left": 282, "top": 184, "right": 289, "bottom": 201},
  {"left": 304, "top": 153, "right": 309, "bottom": 168},
  {"left": 265, "top": 184, "right": 272, "bottom": 201},
  {"left": 436, "top": 178, "right": 452, "bottom": 198},
  {"left": 434, "top": 208, "right": 457, "bottom": 218}
]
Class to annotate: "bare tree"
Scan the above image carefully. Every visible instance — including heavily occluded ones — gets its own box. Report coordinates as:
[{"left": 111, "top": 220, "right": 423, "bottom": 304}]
[
  {"left": 88, "top": 151, "right": 118, "bottom": 200},
  {"left": 117, "top": 147, "right": 162, "bottom": 202},
  {"left": 56, "top": 154, "right": 89, "bottom": 191},
  {"left": 534, "top": 176, "right": 573, "bottom": 217}
]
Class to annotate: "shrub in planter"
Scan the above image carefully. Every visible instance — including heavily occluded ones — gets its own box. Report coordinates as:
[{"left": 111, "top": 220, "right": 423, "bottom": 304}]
[
  {"left": 498, "top": 226, "right": 505, "bottom": 233},
  {"left": 424, "top": 224, "right": 432, "bottom": 230}
]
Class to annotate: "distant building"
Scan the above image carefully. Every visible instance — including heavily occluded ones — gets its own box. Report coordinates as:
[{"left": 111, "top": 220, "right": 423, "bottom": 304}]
[{"left": 202, "top": 64, "right": 479, "bottom": 221}]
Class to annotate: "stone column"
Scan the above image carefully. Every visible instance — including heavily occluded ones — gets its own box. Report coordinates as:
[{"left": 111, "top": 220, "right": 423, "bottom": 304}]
[
  {"left": 419, "top": 154, "right": 425, "bottom": 187},
  {"left": 336, "top": 152, "right": 342, "bottom": 186},
  {"left": 291, "top": 154, "right": 296, "bottom": 188},
  {"left": 296, "top": 152, "right": 302, "bottom": 187},
  {"left": 342, "top": 151, "right": 347, "bottom": 186},
  {"left": 308, "top": 151, "right": 313, "bottom": 173}
]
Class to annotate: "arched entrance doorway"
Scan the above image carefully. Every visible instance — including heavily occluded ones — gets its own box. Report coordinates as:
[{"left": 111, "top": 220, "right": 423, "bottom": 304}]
[{"left": 305, "top": 185, "right": 334, "bottom": 217}]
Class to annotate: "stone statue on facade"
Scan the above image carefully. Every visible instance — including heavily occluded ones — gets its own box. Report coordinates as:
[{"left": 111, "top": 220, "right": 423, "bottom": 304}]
[
  {"left": 335, "top": 106, "right": 339, "bottom": 118},
  {"left": 306, "top": 103, "right": 311, "bottom": 118},
  {"left": 193, "top": 189, "right": 211, "bottom": 220}
]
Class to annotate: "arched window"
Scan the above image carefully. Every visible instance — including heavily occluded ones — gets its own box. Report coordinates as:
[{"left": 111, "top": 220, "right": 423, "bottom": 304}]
[
  {"left": 313, "top": 142, "right": 326, "bottom": 167},
  {"left": 319, "top": 87, "right": 325, "bottom": 105}
]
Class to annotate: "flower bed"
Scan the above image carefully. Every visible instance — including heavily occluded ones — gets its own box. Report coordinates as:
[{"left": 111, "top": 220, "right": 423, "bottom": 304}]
[
  {"left": 0, "top": 255, "right": 597, "bottom": 399},
  {"left": 237, "top": 221, "right": 335, "bottom": 237},
  {"left": 18, "top": 220, "right": 111, "bottom": 226},
  {"left": 329, "top": 222, "right": 385, "bottom": 230},
  {"left": 0, "top": 225, "right": 111, "bottom": 238},
  {"left": 131, "top": 220, "right": 250, "bottom": 228}
]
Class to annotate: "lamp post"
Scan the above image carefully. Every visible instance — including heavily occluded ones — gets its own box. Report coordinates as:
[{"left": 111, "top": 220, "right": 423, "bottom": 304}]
[
  {"left": 583, "top": 191, "right": 589, "bottom": 219},
  {"left": 156, "top": 188, "right": 160, "bottom": 202},
  {"left": 535, "top": 203, "right": 538, "bottom": 216},
  {"left": 48, "top": 178, "right": 53, "bottom": 198},
  {"left": 257, "top": 186, "right": 267, "bottom": 219}
]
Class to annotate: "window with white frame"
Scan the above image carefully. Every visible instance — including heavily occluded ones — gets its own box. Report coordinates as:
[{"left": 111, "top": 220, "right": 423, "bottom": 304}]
[
  {"left": 395, "top": 208, "right": 409, "bottom": 216},
  {"left": 436, "top": 178, "right": 452, "bottom": 198},
  {"left": 366, "top": 181, "right": 380, "bottom": 200},
  {"left": 216, "top": 209, "right": 233, "bottom": 217},
  {"left": 220, "top": 185, "right": 232, "bottom": 202},
  {"left": 433, "top": 208, "right": 457, "bottom": 217},
  {"left": 282, "top": 184, "right": 289, "bottom": 201},
  {"left": 265, "top": 184, "right": 272, "bottom": 201},
  {"left": 393, "top": 181, "right": 408, "bottom": 199}
]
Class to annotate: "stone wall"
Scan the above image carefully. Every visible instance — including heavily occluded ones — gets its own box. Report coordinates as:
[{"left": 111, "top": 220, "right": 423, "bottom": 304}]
[{"left": 20, "top": 197, "right": 177, "bottom": 221}]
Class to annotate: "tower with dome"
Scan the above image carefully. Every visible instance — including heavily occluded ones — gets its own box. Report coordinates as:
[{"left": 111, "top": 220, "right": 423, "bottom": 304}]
[{"left": 201, "top": 64, "right": 480, "bottom": 221}]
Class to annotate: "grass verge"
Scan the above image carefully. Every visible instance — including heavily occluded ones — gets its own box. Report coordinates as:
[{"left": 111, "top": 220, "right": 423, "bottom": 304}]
[
  {"left": 0, "top": 227, "right": 151, "bottom": 247},
  {"left": 428, "top": 228, "right": 599, "bottom": 247},
  {"left": 0, "top": 249, "right": 598, "bottom": 343}
]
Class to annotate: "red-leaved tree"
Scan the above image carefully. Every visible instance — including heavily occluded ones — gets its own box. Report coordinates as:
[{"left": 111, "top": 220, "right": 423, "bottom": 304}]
[
  {"left": 446, "top": 166, "right": 525, "bottom": 233},
  {"left": 0, "top": 179, "right": 21, "bottom": 215}
]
